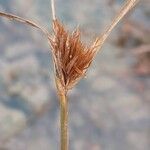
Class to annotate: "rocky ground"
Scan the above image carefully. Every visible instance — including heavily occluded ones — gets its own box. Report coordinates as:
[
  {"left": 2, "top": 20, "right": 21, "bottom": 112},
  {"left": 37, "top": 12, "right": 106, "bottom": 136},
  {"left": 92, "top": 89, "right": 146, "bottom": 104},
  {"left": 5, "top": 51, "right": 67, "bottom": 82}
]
[{"left": 0, "top": 0, "right": 149, "bottom": 150}]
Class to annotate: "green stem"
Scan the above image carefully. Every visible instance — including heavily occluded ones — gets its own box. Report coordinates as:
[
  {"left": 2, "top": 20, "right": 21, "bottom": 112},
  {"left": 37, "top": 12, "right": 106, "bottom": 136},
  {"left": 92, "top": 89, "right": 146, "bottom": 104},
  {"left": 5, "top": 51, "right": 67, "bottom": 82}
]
[
  {"left": 55, "top": 78, "right": 68, "bottom": 150},
  {"left": 60, "top": 92, "right": 68, "bottom": 150}
]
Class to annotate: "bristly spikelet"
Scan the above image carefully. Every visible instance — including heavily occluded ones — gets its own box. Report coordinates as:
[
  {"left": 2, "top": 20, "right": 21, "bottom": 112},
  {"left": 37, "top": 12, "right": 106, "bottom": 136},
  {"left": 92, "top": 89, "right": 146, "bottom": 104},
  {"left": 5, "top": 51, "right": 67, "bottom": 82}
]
[{"left": 49, "top": 20, "right": 97, "bottom": 90}]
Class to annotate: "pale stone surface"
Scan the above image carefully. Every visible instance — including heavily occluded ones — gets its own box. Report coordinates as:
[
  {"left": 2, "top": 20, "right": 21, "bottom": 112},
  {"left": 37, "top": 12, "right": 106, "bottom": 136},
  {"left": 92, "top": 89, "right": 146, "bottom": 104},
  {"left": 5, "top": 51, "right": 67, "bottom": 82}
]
[
  {"left": 0, "top": 104, "right": 26, "bottom": 143},
  {"left": 0, "top": 45, "right": 51, "bottom": 143}
]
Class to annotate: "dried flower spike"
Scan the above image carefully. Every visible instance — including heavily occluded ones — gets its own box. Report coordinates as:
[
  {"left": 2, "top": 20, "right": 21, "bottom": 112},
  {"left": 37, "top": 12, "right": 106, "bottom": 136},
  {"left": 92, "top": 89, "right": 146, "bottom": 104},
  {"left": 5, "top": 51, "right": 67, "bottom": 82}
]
[{"left": 49, "top": 20, "right": 97, "bottom": 91}]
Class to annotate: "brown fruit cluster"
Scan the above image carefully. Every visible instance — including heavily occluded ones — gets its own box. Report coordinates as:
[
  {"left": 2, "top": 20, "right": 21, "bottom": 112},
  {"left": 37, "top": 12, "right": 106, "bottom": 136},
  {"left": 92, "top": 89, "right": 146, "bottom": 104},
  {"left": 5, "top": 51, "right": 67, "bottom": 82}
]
[{"left": 49, "top": 20, "right": 98, "bottom": 90}]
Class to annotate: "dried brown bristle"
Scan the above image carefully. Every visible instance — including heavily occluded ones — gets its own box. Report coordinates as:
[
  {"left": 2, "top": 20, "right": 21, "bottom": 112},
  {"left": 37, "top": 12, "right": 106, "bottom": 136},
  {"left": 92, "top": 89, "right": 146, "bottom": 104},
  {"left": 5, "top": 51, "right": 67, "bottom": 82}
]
[{"left": 49, "top": 20, "right": 97, "bottom": 90}]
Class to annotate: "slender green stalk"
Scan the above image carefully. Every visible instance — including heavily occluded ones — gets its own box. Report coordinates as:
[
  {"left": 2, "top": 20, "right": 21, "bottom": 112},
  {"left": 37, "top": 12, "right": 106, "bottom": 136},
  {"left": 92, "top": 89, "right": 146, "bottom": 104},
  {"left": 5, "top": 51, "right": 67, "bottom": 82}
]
[
  {"left": 51, "top": 0, "right": 68, "bottom": 149},
  {"left": 60, "top": 93, "right": 68, "bottom": 150},
  {"left": 55, "top": 78, "right": 68, "bottom": 150}
]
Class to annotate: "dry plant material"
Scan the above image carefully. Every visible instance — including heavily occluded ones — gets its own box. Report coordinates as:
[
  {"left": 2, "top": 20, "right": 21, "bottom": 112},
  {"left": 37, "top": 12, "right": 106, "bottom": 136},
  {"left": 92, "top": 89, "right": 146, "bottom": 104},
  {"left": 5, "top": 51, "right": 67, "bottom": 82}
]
[
  {"left": 0, "top": 12, "right": 50, "bottom": 37},
  {"left": 50, "top": 20, "right": 97, "bottom": 91},
  {"left": 0, "top": 0, "right": 140, "bottom": 150}
]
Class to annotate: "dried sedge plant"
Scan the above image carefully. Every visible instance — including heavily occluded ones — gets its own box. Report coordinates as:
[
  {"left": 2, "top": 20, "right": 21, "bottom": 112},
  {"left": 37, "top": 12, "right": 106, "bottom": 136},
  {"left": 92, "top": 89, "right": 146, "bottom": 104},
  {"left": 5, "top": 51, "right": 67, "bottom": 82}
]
[{"left": 0, "top": 0, "right": 139, "bottom": 150}]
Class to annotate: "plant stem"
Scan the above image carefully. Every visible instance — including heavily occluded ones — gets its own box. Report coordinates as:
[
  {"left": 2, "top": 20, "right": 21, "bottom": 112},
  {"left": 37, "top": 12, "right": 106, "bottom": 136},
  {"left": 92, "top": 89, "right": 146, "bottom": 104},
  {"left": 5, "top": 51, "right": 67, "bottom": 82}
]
[
  {"left": 94, "top": 0, "right": 139, "bottom": 52},
  {"left": 51, "top": 0, "right": 56, "bottom": 20},
  {"left": 55, "top": 78, "right": 68, "bottom": 150},
  {"left": 0, "top": 12, "right": 50, "bottom": 37},
  {"left": 60, "top": 92, "right": 68, "bottom": 150}
]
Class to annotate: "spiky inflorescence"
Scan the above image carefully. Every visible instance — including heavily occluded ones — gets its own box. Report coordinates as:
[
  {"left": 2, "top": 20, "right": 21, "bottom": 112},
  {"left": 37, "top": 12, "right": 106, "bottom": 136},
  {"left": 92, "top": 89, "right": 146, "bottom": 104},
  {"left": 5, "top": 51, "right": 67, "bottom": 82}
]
[{"left": 49, "top": 20, "right": 99, "bottom": 91}]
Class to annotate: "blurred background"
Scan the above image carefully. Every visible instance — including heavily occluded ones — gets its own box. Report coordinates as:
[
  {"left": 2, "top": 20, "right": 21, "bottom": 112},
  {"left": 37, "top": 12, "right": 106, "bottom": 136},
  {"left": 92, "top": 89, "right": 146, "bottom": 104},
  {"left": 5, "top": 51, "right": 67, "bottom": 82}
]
[{"left": 0, "top": 0, "right": 150, "bottom": 150}]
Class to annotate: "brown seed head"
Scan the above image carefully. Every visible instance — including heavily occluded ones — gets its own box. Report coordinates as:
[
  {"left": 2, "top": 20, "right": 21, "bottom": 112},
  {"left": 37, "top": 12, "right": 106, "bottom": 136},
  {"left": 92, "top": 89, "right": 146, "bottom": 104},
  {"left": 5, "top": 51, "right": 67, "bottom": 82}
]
[{"left": 49, "top": 20, "right": 98, "bottom": 90}]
